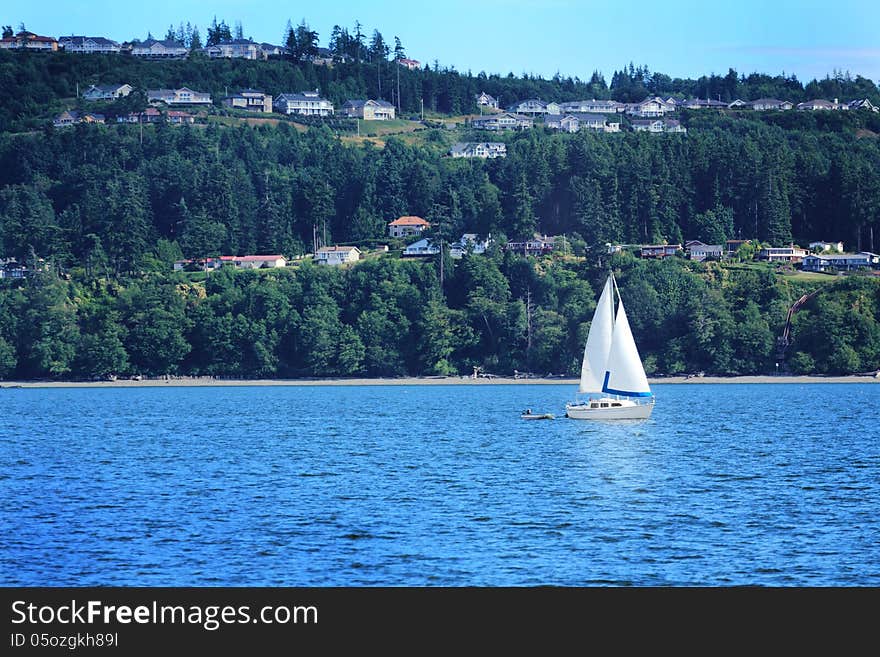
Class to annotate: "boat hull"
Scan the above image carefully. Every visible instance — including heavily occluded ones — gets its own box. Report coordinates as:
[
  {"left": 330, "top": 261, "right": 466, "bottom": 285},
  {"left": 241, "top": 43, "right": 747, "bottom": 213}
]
[{"left": 565, "top": 398, "right": 654, "bottom": 420}]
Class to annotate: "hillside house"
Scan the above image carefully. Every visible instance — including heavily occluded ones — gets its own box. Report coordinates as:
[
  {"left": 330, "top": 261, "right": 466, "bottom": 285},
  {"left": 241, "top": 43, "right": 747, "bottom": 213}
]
[
  {"left": 801, "top": 252, "right": 879, "bottom": 272},
  {"left": 505, "top": 236, "right": 555, "bottom": 256},
  {"left": 470, "top": 112, "right": 533, "bottom": 131},
  {"left": 640, "top": 244, "right": 682, "bottom": 259},
  {"left": 173, "top": 255, "right": 287, "bottom": 271},
  {"left": 275, "top": 91, "right": 334, "bottom": 116},
  {"left": 0, "top": 31, "right": 58, "bottom": 51},
  {"left": 147, "top": 87, "right": 212, "bottom": 105},
  {"left": 117, "top": 108, "right": 163, "bottom": 124},
  {"left": 342, "top": 99, "right": 395, "bottom": 120},
  {"left": 166, "top": 110, "right": 196, "bottom": 124},
  {"left": 559, "top": 99, "right": 625, "bottom": 114},
  {"left": 449, "top": 142, "right": 507, "bottom": 158},
  {"left": 476, "top": 92, "right": 499, "bottom": 109},
  {"left": 402, "top": 238, "right": 440, "bottom": 257},
  {"left": 83, "top": 84, "right": 133, "bottom": 101},
  {"left": 687, "top": 242, "right": 724, "bottom": 261},
  {"left": 130, "top": 38, "right": 188, "bottom": 58},
  {"left": 848, "top": 98, "right": 878, "bottom": 112},
  {"left": 53, "top": 110, "right": 105, "bottom": 127},
  {"left": 681, "top": 98, "right": 728, "bottom": 110},
  {"left": 809, "top": 241, "right": 843, "bottom": 253},
  {"left": 204, "top": 39, "right": 260, "bottom": 60},
  {"left": 450, "top": 234, "right": 491, "bottom": 259},
  {"left": 397, "top": 58, "right": 421, "bottom": 70},
  {"left": 507, "top": 99, "right": 559, "bottom": 116},
  {"left": 223, "top": 89, "right": 273, "bottom": 113},
  {"left": 627, "top": 97, "right": 676, "bottom": 117},
  {"left": 631, "top": 119, "right": 686, "bottom": 133},
  {"left": 58, "top": 36, "right": 120, "bottom": 54},
  {"left": 316, "top": 246, "right": 361, "bottom": 265},
  {"left": 758, "top": 246, "right": 807, "bottom": 263},
  {"left": 388, "top": 216, "right": 430, "bottom": 238},
  {"left": 750, "top": 98, "right": 793, "bottom": 111},
  {"left": 797, "top": 98, "right": 847, "bottom": 111}
]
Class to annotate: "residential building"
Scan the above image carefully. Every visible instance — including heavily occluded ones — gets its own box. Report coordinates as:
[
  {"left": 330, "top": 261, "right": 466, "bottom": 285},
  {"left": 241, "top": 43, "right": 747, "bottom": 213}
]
[
  {"left": 546, "top": 113, "right": 615, "bottom": 132},
  {"left": 627, "top": 96, "right": 676, "bottom": 117},
  {"left": 727, "top": 99, "right": 749, "bottom": 108},
  {"left": 681, "top": 98, "right": 728, "bottom": 110},
  {"left": 223, "top": 89, "right": 273, "bottom": 113},
  {"left": 687, "top": 242, "right": 724, "bottom": 261},
  {"left": 173, "top": 254, "right": 287, "bottom": 271},
  {"left": 449, "top": 142, "right": 507, "bottom": 159},
  {"left": 82, "top": 84, "right": 133, "bottom": 101},
  {"left": 147, "top": 87, "right": 212, "bottom": 106},
  {"left": 809, "top": 241, "right": 844, "bottom": 253},
  {"left": 166, "top": 110, "right": 196, "bottom": 124},
  {"left": 388, "top": 216, "right": 430, "bottom": 238},
  {"left": 397, "top": 58, "right": 421, "bottom": 70},
  {"left": 757, "top": 246, "right": 808, "bottom": 263},
  {"left": 117, "top": 107, "right": 163, "bottom": 124},
  {"left": 640, "top": 244, "right": 682, "bottom": 259},
  {"left": 53, "top": 110, "right": 105, "bottom": 127},
  {"left": 797, "top": 98, "right": 847, "bottom": 111},
  {"left": 342, "top": 99, "right": 395, "bottom": 120},
  {"left": 507, "top": 99, "right": 558, "bottom": 116},
  {"left": 559, "top": 99, "right": 625, "bottom": 114},
  {"left": 204, "top": 39, "right": 260, "bottom": 60},
  {"left": 470, "top": 112, "right": 533, "bottom": 131},
  {"left": 505, "top": 236, "right": 555, "bottom": 256},
  {"left": 545, "top": 114, "right": 582, "bottom": 133},
  {"left": 58, "top": 36, "right": 120, "bottom": 54},
  {"left": 260, "top": 43, "right": 285, "bottom": 58},
  {"left": 749, "top": 98, "right": 793, "bottom": 111},
  {"left": 848, "top": 98, "right": 878, "bottom": 112},
  {"left": 450, "top": 234, "right": 491, "bottom": 259},
  {"left": 476, "top": 92, "right": 499, "bottom": 109},
  {"left": 130, "top": 38, "right": 188, "bottom": 58},
  {"left": 801, "top": 252, "right": 880, "bottom": 272},
  {"left": 275, "top": 91, "right": 334, "bottom": 116},
  {"left": 402, "top": 238, "right": 440, "bottom": 257},
  {"left": 315, "top": 246, "right": 361, "bottom": 266},
  {"left": 0, "top": 31, "right": 58, "bottom": 51},
  {"left": 631, "top": 119, "right": 686, "bottom": 133}
]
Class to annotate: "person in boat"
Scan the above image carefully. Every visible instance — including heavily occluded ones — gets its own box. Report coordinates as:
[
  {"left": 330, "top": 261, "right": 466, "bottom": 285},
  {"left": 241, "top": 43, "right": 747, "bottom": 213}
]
[{"left": 525, "top": 408, "right": 532, "bottom": 415}]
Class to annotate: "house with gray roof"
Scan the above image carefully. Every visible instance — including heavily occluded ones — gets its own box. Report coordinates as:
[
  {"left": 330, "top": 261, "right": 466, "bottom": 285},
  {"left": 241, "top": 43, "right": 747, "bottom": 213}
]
[
  {"left": 148, "top": 87, "right": 212, "bottom": 105},
  {"left": 750, "top": 98, "right": 793, "bottom": 111},
  {"left": 223, "top": 89, "right": 273, "bottom": 113},
  {"left": 476, "top": 92, "right": 499, "bottom": 109},
  {"left": 470, "top": 112, "right": 533, "bottom": 131},
  {"left": 82, "top": 84, "right": 133, "bottom": 101},
  {"left": 58, "top": 36, "right": 120, "bottom": 54},
  {"left": 130, "top": 38, "right": 188, "bottom": 58},
  {"left": 449, "top": 142, "right": 507, "bottom": 158},
  {"left": 204, "top": 39, "right": 260, "bottom": 60},
  {"left": 275, "top": 91, "right": 334, "bottom": 116}
]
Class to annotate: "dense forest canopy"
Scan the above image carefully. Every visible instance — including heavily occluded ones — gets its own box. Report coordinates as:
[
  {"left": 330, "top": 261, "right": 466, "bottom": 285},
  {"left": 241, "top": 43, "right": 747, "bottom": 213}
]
[{"left": 1, "top": 38, "right": 879, "bottom": 380}]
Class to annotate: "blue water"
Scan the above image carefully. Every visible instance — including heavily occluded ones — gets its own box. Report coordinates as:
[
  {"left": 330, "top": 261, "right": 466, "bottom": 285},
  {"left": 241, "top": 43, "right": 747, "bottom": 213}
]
[{"left": 1, "top": 383, "right": 878, "bottom": 586}]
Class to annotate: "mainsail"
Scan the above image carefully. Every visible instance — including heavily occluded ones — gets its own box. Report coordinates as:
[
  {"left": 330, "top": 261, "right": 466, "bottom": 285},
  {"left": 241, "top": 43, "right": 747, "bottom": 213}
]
[
  {"left": 601, "top": 299, "right": 652, "bottom": 397},
  {"left": 579, "top": 275, "right": 615, "bottom": 393}
]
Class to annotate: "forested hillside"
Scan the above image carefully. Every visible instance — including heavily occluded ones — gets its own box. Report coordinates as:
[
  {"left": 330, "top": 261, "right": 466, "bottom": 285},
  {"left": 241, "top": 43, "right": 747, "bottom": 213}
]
[{"left": 1, "top": 49, "right": 879, "bottom": 380}]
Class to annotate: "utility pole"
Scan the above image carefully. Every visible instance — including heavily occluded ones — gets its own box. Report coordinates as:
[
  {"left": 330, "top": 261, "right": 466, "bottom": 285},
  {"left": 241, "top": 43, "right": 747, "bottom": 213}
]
[{"left": 396, "top": 57, "right": 401, "bottom": 115}]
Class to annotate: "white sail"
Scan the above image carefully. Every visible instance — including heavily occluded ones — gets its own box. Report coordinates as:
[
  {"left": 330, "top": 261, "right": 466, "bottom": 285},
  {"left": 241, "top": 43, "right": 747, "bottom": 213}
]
[
  {"left": 579, "top": 275, "right": 615, "bottom": 393},
  {"left": 602, "top": 300, "right": 652, "bottom": 397}
]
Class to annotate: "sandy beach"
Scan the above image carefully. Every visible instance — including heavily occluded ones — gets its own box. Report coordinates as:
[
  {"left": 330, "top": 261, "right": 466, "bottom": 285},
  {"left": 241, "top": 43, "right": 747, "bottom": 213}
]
[{"left": 2, "top": 374, "right": 879, "bottom": 388}]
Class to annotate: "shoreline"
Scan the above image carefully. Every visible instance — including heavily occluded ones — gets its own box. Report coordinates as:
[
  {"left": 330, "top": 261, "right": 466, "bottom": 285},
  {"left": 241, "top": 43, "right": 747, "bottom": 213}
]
[{"left": 2, "top": 374, "right": 879, "bottom": 388}]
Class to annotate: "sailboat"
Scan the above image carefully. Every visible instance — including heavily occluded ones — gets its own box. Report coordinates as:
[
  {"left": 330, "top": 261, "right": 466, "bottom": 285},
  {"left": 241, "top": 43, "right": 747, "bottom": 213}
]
[{"left": 565, "top": 272, "right": 655, "bottom": 420}]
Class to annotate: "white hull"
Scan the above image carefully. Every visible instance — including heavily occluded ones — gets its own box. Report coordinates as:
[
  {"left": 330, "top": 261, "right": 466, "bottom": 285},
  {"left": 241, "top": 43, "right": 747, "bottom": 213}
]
[{"left": 565, "top": 397, "right": 654, "bottom": 420}]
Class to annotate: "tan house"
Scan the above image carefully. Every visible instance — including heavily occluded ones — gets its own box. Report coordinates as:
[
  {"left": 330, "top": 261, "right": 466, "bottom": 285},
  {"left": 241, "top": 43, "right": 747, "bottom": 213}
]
[
  {"left": 53, "top": 110, "right": 105, "bottom": 127},
  {"left": 275, "top": 91, "right": 334, "bottom": 116},
  {"left": 388, "top": 216, "right": 430, "bottom": 238},
  {"left": 223, "top": 89, "right": 273, "bottom": 113},
  {"left": 476, "top": 92, "right": 499, "bottom": 109},
  {"left": 58, "top": 36, "right": 120, "bottom": 54},
  {"left": 343, "top": 99, "right": 396, "bottom": 120},
  {"left": 83, "top": 84, "right": 133, "bottom": 101},
  {"left": 316, "top": 246, "right": 361, "bottom": 266},
  {"left": 204, "top": 39, "right": 260, "bottom": 60}
]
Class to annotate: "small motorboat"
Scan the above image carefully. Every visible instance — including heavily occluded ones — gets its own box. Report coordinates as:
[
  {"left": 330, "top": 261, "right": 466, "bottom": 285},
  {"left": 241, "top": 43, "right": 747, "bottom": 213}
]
[{"left": 521, "top": 409, "right": 555, "bottom": 420}]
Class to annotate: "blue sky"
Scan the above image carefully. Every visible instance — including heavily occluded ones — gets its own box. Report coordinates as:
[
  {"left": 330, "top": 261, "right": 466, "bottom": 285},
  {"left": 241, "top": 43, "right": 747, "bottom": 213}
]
[{"left": 5, "top": 0, "right": 879, "bottom": 83}]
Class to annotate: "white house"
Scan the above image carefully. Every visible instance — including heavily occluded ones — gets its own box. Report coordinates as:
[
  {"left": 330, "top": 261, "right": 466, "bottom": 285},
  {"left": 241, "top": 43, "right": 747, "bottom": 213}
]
[
  {"left": 559, "top": 99, "right": 625, "bottom": 114},
  {"left": 687, "top": 242, "right": 724, "bottom": 261},
  {"left": 631, "top": 119, "right": 686, "bottom": 134},
  {"left": 470, "top": 112, "right": 533, "bottom": 131},
  {"left": 223, "top": 89, "right": 273, "bottom": 113},
  {"left": 449, "top": 142, "right": 507, "bottom": 158},
  {"left": 275, "top": 91, "right": 334, "bottom": 116},
  {"left": 450, "top": 234, "right": 491, "bottom": 259},
  {"left": 801, "top": 252, "right": 879, "bottom": 272},
  {"left": 402, "top": 238, "right": 440, "bottom": 257},
  {"left": 315, "top": 246, "right": 361, "bottom": 265},
  {"left": 173, "top": 254, "right": 286, "bottom": 271},
  {"left": 750, "top": 98, "right": 794, "bottom": 111},
  {"left": 204, "top": 39, "right": 260, "bottom": 60},
  {"left": 343, "top": 99, "right": 395, "bottom": 120},
  {"left": 130, "top": 38, "right": 188, "bottom": 58},
  {"left": 507, "top": 99, "right": 556, "bottom": 116},
  {"left": 627, "top": 97, "right": 676, "bottom": 117},
  {"left": 758, "top": 246, "right": 807, "bottom": 262}
]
